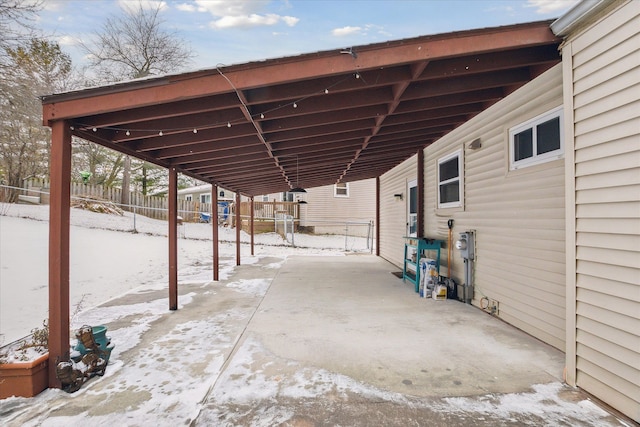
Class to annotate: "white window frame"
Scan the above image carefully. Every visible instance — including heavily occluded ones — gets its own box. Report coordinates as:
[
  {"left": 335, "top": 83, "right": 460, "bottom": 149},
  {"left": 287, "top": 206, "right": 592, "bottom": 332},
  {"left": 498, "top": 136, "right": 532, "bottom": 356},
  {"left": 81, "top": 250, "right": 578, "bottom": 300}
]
[
  {"left": 334, "top": 182, "right": 349, "bottom": 198},
  {"left": 509, "top": 106, "right": 564, "bottom": 170},
  {"left": 185, "top": 194, "right": 192, "bottom": 202},
  {"left": 437, "top": 149, "right": 463, "bottom": 209},
  {"left": 200, "top": 193, "right": 211, "bottom": 204}
]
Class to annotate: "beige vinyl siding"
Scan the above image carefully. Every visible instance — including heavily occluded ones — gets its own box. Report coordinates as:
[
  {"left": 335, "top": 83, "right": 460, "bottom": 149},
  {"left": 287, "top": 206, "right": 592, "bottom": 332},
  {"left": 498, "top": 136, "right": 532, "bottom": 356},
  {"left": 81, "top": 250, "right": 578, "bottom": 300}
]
[
  {"left": 564, "top": 0, "right": 640, "bottom": 421},
  {"left": 423, "top": 64, "right": 566, "bottom": 350},
  {"left": 302, "top": 179, "right": 376, "bottom": 236},
  {"left": 379, "top": 156, "right": 417, "bottom": 268}
]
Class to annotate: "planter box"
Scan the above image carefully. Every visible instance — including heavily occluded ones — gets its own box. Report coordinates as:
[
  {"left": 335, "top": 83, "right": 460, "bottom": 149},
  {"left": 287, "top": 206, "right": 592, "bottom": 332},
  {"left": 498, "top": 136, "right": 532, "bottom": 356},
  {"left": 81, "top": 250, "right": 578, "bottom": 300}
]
[{"left": 0, "top": 353, "right": 49, "bottom": 399}]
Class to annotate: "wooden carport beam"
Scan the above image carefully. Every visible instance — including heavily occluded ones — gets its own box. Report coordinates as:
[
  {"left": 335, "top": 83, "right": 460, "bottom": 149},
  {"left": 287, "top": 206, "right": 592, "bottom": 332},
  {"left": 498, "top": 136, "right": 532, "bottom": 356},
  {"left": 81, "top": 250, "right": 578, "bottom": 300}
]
[
  {"left": 48, "top": 120, "right": 72, "bottom": 388},
  {"left": 235, "top": 192, "right": 241, "bottom": 266},
  {"left": 41, "top": 22, "right": 559, "bottom": 123},
  {"left": 212, "top": 185, "right": 219, "bottom": 281},
  {"left": 344, "top": 62, "right": 428, "bottom": 179},
  {"left": 168, "top": 167, "right": 178, "bottom": 310}
]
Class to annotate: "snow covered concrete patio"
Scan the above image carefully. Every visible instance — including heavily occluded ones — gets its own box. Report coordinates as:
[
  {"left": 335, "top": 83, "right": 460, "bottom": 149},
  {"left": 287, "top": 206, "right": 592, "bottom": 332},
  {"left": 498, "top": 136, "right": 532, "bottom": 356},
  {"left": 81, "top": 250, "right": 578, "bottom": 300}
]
[{"left": 0, "top": 253, "right": 627, "bottom": 426}]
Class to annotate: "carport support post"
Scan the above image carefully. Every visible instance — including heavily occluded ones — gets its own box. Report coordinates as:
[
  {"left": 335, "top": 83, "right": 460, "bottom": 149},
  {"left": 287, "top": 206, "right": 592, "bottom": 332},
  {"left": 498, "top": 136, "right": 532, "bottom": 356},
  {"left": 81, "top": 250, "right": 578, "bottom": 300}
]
[
  {"left": 235, "top": 192, "right": 241, "bottom": 266},
  {"left": 48, "top": 120, "right": 71, "bottom": 388},
  {"left": 376, "top": 177, "right": 380, "bottom": 256},
  {"left": 212, "top": 184, "right": 219, "bottom": 281},
  {"left": 417, "top": 149, "right": 424, "bottom": 238},
  {"left": 168, "top": 167, "right": 178, "bottom": 310},
  {"left": 250, "top": 197, "right": 254, "bottom": 256}
]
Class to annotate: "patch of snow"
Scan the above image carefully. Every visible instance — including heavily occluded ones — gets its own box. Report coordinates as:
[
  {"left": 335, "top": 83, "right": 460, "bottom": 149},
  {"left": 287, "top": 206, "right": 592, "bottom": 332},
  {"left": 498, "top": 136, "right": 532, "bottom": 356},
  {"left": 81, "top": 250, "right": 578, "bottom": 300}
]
[{"left": 1, "top": 203, "right": 363, "bottom": 343}]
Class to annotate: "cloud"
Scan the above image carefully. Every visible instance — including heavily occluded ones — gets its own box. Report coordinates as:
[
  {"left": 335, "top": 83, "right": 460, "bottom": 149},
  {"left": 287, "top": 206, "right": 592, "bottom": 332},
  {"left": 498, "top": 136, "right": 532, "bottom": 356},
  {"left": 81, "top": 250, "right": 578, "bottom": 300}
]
[
  {"left": 332, "top": 24, "right": 388, "bottom": 38},
  {"left": 57, "top": 35, "right": 80, "bottom": 46},
  {"left": 525, "top": 0, "right": 580, "bottom": 14},
  {"left": 117, "top": 0, "right": 169, "bottom": 13},
  {"left": 195, "top": 0, "right": 270, "bottom": 16},
  {"left": 176, "top": 3, "right": 197, "bottom": 12},
  {"left": 281, "top": 16, "right": 299, "bottom": 27},
  {"left": 332, "top": 26, "right": 363, "bottom": 37},
  {"left": 42, "top": 1, "right": 67, "bottom": 12},
  {"left": 192, "top": 0, "right": 299, "bottom": 29}
]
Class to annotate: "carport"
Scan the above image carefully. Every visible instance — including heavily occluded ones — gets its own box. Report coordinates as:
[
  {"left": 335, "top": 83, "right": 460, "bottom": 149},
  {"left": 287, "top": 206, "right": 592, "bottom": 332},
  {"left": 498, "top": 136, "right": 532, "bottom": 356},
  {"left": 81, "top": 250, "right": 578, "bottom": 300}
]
[{"left": 41, "top": 21, "right": 561, "bottom": 387}]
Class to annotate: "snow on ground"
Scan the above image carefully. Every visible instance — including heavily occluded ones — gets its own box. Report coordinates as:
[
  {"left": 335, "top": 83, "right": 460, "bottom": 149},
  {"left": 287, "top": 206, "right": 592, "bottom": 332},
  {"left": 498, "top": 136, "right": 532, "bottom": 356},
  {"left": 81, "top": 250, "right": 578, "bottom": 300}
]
[{"left": 0, "top": 202, "right": 363, "bottom": 344}]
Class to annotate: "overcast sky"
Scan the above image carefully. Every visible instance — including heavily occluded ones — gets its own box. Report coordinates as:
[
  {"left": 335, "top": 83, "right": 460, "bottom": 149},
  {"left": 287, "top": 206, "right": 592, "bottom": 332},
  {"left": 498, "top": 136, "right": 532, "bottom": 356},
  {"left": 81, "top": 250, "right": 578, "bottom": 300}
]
[{"left": 35, "top": 0, "right": 580, "bottom": 71}]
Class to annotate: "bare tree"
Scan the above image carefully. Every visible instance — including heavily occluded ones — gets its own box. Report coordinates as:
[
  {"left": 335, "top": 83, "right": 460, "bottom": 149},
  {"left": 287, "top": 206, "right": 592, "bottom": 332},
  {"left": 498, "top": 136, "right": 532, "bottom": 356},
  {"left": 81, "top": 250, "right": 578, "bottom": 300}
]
[
  {"left": 78, "top": 1, "right": 195, "bottom": 205},
  {"left": 0, "top": 0, "right": 43, "bottom": 70},
  {"left": 80, "top": 2, "right": 194, "bottom": 82}
]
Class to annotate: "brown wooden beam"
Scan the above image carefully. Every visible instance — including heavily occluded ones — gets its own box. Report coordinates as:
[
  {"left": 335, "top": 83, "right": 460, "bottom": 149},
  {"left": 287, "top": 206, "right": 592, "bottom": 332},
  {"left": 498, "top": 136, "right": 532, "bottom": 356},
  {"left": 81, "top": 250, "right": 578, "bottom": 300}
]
[
  {"left": 43, "top": 22, "right": 558, "bottom": 123},
  {"left": 417, "top": 149, "right": 424, "bottom": 238},
  {"left": 48, "top": 120, "right": 72, "bottom": 388},
  {"left": 235, "top": 193, "right": 241, "bottom": 266},
  {"left": 168, "top": 167, "right": 178, "bottom": 310},
  {"left": 376, "top": 177, "right": 380, "bottom": 257},
  {"left": 250, "top": 197, "right": 255, "bottom": 256},
  {"left": 213, "top": 185, "right": 219, "bottom": 281}
]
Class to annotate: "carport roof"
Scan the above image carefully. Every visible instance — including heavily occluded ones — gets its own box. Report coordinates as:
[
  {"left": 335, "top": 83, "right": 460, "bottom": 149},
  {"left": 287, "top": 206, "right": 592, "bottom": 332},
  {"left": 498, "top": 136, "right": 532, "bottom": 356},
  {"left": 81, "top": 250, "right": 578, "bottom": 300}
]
[{"left": 42, "top": 20, "right": 561, "bottom": 197}]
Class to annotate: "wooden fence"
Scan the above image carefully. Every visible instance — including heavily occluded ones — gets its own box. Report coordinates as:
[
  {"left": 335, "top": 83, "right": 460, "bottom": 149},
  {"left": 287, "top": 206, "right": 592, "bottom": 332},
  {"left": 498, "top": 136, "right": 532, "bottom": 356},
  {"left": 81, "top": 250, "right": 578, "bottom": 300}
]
[{"left": 21, "top": 178, "right": 299, "bottom": 223}]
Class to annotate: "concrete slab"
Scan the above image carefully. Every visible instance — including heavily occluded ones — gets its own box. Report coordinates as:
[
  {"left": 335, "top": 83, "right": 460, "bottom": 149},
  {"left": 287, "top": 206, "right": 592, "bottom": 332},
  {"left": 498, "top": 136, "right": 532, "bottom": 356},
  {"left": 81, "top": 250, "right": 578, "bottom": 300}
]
[
  {"left": 196, "top": 256, "right": 627, "bottom": 426},
  {"left": 0, "top": 255, "right": 629, "bottom": 426}
]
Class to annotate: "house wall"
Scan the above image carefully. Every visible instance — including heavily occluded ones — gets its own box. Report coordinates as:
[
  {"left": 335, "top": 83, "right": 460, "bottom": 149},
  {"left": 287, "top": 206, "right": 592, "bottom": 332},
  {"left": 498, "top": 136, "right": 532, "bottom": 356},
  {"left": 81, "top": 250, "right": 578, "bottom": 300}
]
[
  {"left": 561, "top": 0, "right": 640, "bottom": 421},
  {"left": 379, "top": 65, "right": 566, "bottom": 348},
  {"left": 422, "top": 64, "right": 565, "bottom": 350},
  {"left": 301, "top": 179, "right": 376, "bottom": 236},
  {"left": 379, "top": 156, "right": 417, "bottom": 268}
]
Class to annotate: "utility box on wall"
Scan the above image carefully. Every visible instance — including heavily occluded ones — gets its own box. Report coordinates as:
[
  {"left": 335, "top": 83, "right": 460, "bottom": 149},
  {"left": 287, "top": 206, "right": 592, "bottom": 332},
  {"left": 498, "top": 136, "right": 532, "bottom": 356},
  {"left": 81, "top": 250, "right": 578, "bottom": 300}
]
[
  {"left": 456, "top": 231, "right": 475, "bottom": 261},
  {"left": 456, "top": 230, "right": 476, "bottom": 304}
]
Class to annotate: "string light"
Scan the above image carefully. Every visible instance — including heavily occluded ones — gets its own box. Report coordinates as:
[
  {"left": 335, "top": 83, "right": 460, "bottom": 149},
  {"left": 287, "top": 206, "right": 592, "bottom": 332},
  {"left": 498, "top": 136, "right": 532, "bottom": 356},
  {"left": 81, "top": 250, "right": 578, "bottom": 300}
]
[{"left": 75, "top": 71, "right": 360, "bottom": 137}]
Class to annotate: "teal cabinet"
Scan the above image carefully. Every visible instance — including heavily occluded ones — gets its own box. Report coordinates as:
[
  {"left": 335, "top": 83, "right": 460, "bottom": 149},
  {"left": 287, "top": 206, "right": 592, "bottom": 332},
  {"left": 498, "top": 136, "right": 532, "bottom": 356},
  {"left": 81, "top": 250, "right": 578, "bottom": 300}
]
[{"left": 403, "top": 237, "right": 443, "bottom": 293}]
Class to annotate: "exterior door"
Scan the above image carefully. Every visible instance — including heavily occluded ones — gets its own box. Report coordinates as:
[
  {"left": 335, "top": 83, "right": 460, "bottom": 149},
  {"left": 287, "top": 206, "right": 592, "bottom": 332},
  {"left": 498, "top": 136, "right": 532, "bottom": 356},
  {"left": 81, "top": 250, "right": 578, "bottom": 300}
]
[{"left": 407, "top": 179, "right": 417, "bottom": 237}]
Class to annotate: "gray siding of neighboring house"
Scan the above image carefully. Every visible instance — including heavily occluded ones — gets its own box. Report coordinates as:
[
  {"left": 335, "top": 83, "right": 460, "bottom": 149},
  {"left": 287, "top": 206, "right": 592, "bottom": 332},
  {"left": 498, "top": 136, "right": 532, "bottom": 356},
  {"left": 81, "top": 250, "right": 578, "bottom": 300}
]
[
  {"left": 562, "top": 0, "right": 640, "bottom": 421},
  {"left": 379, "top": 156, "right": 417, "bottom": 269},
  {"left": 302, "top": 179, "right": 376, "bottom": 236}
]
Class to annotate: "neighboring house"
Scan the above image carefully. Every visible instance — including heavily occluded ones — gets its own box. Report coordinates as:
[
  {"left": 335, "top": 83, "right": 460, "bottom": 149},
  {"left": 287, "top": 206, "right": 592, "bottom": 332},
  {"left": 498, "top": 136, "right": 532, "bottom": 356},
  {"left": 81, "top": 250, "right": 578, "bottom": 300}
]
[
  {"left": 177, "top": 184, "right": 235, "bottom": 204},
  {"left": 256, "top": 179, "right": 377, "bottom": 236},
  {"left": 379, "top": 0, "right": 638, "bottom": 421}
]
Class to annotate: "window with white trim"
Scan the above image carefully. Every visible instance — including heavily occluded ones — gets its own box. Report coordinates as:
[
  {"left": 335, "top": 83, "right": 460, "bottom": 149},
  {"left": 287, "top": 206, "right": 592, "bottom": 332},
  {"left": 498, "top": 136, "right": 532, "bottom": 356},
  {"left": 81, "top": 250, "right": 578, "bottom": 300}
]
[
  {"left": 437, "top": 149, "right": 463, "bottom": 209},
  {"left": 509, "top": 106, "right": 564, "bottom": 170},
  {"left": 334, "top": 182, "right": 349, "bottom": 197},
  {"left": 185, "top": 195, "right": 192, "bottom": 202},
  {"left": 200, "top": 193, "right": 211, "bottom": 203}
]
